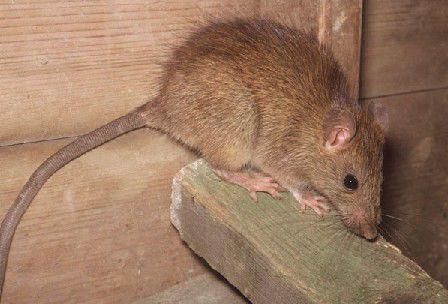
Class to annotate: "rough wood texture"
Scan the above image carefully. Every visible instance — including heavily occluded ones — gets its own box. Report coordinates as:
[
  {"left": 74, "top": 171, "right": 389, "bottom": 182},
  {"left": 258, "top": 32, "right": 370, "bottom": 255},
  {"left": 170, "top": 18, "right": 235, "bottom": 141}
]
[
  {"left": 365, "top": 88, "right": 448, "bottom": 288},
  {"left": 360, "top": 0, "right": 448, "bottom": 98},
  {"left": 0, "top": 130, "right": 206, "bottom": 303},
  {"left": 138, "top": 273, "right": 248, "bottom": 304},
  {"left": 172, "top": 159, "right": 448, "bottom": 304}
]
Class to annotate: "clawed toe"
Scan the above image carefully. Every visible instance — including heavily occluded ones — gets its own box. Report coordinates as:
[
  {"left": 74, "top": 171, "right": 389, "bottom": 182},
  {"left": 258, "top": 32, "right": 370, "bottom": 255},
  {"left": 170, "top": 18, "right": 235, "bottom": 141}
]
[
  {"left": 292, "top": 191, "right": 330, "bottom": 217},
  {"left": 248, "top": 180, "right": 283, "bottom": 202},
  {"left": 301, "top": 196, "right": 329, "bottom": 216},
  {"left": 213, "top": 169, "right": 284, "bottom": 202}
]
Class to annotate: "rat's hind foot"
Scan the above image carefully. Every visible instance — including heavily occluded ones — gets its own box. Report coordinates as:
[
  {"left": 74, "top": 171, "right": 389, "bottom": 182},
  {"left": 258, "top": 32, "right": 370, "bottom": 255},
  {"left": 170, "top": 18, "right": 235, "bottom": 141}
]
[
  {"left": 213, "top": 169, "right": 284, "bottom": 202},
  {"left": 291, "top": 190, "right": 330, "bottom": 216}
]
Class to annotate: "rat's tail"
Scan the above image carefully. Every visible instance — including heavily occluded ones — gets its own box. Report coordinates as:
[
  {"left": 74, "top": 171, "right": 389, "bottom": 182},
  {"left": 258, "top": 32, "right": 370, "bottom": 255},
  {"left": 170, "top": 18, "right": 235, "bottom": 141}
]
[{"left": 0, "top": 106, "right": 148, "bottom": 298}]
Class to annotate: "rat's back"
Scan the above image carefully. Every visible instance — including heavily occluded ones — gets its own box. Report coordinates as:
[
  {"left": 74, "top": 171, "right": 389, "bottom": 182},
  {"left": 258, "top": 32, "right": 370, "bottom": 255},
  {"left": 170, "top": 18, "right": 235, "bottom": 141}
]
[{"left": 152, "top": 19, "right": 350, "bottom": 169}]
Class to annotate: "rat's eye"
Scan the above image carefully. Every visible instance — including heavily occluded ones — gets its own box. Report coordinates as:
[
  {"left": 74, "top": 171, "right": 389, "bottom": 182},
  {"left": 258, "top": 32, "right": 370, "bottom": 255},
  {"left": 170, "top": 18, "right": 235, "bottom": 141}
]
[{"left": 343, "top": 174, "right": 358, "bottom": 191}]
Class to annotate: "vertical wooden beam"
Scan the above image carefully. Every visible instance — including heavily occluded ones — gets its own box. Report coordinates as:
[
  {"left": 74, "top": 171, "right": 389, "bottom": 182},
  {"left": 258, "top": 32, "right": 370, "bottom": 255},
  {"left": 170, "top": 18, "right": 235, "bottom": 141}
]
[{"left": 318, "top": 0, "right": 363, "bottom": 100}]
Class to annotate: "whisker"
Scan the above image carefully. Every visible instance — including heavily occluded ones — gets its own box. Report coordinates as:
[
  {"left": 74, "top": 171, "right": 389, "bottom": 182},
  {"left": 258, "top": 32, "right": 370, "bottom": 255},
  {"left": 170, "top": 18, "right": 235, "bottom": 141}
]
[{"left": 383, "top": 214, "right": 403, "bottom": 221}]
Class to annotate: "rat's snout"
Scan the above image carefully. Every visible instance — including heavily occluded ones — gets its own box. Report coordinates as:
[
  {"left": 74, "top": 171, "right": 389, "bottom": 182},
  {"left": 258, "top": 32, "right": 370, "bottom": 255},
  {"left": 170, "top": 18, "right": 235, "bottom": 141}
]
[
  {"left": 346, "top": 220, "right": 378, "bottom": 240},
  {"left": 357, "top": 224, "right": 378, "bottom": 240},
  {"left": 343, "top": 207, "right": 378, "bottom": 240}
]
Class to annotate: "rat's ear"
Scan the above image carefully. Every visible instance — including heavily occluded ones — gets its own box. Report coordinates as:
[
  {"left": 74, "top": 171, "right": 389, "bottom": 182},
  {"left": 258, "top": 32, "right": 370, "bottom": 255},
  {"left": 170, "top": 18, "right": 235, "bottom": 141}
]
[{"left": 323, "top": 108, "right": 356, "bottom": 151}]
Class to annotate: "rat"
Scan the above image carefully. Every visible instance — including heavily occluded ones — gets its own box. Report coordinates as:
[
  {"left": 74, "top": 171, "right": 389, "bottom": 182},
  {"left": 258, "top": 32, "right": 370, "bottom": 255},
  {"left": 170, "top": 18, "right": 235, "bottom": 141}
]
[{"left": 0, "top": 18, "right": 385, "bottom": 296}]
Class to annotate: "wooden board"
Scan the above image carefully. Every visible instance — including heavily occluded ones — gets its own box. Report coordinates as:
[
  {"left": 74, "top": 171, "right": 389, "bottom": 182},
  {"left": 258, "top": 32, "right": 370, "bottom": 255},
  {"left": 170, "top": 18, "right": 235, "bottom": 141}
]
[
  {"left": 172, "top": 159, "right": 448, "bottom": 304},
  {"left": 137, "top": 273, "right": 248, "bottom": 304},
  {"left": 365, "top": 88, "right": 448, "bottom": 287},
  {"left": 0, "top": 0, "right": 362, "bottom": 146},
  {"left": 0, "top": 129, "right": 207, "bottom": 303},
  {"left": 360, "top": 0, "right": 448, "bottom": 98}
]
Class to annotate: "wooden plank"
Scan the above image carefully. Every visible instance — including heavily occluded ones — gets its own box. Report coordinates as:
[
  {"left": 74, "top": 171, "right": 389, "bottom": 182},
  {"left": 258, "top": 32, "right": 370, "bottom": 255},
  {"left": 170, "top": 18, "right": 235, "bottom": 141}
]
[
  {"left": 360, "top": 0, "right": 448, "bottom": 98},
  {"left": 137, "top": 273, "right": 248, "bottom": 304},
  {"left": 171, "top": 159, "right": 448, "bottom": 304},
  {"left": 0, "top": 130, "right": 207, "bottom": 303},
  {"left": 0, "top": 0, "right": 258, "bottom": 146},
  {"left": 365, "top": 88, "right": 448, "bottom": 288},
  {"left": 316, "top": 0, "right": 363, "bottom": 100}
]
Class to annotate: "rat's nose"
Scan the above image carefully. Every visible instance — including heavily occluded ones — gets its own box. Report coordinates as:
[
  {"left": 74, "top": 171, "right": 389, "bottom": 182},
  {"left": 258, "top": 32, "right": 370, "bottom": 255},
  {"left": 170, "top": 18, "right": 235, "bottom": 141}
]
[
  {"left": 345, "top": 221, "right": 378, "bottom": 240},
  {"left": 345, "top": 207, "right": 379, "bottom": 240},
  {"left": 359, "top": 224, "right": 378, "bottom": 240}
]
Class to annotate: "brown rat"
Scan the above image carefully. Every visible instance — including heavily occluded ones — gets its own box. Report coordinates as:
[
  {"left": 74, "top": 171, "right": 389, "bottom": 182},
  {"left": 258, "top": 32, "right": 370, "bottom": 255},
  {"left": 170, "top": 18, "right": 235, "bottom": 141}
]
[{"left": 0, "top": 18, "right": 384, "bottom": 297}]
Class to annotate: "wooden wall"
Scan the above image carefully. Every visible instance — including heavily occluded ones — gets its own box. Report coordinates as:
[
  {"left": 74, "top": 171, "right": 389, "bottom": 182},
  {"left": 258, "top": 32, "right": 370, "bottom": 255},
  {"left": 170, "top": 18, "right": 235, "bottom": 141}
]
[
  {"left": 0, "top": 0, "right": 446, "bottom": 302},
  {"left": 360, "top": 0, "right": 448, "bottom": 288}
]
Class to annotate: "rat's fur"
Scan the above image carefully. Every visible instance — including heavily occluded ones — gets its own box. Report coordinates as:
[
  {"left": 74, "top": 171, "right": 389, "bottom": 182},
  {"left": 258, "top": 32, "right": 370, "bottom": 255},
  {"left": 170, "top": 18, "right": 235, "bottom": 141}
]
[{"left": 0, "top": 19, "right": 384, "bottom": 297}]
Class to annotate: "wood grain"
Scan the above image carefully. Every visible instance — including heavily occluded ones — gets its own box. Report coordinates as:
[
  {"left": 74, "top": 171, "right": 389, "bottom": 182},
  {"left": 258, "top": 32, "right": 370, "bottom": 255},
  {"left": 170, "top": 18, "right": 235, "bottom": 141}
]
[
  {"left": 0, "top": 129, "right": 206, "bottom": 303},
  {"left": 364, "top": 88, "right": 448, "bottom": 287},
  {"left": 172, "top": 159, "right": 448, "bottom": 304},
  {"left": 360, "top": 0, "right": 448, "bottom": 98}
]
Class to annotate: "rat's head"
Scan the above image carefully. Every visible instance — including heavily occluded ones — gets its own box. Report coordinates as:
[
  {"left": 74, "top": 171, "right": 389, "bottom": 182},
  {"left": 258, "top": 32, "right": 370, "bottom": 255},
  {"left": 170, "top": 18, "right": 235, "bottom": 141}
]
[{"left": 312, "top": 105, "right": 385, "bottom": 240}]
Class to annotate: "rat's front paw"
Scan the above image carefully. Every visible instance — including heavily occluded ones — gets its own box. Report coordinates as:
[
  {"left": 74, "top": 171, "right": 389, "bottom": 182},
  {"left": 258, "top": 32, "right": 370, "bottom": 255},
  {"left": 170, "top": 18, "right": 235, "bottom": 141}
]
[
  {"left": 213, "top": 169, "right": 284, "bottom": 202},
  {"left": 291, "top": 190, "right": 330, "bottom": 216}
]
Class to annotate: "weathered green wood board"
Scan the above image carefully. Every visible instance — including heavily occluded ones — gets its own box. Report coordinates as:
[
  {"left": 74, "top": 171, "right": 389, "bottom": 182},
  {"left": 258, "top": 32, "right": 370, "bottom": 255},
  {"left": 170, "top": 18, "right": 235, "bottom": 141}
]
[{"left": 171, "top": 159, "right": 448, "bottom": 304}]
